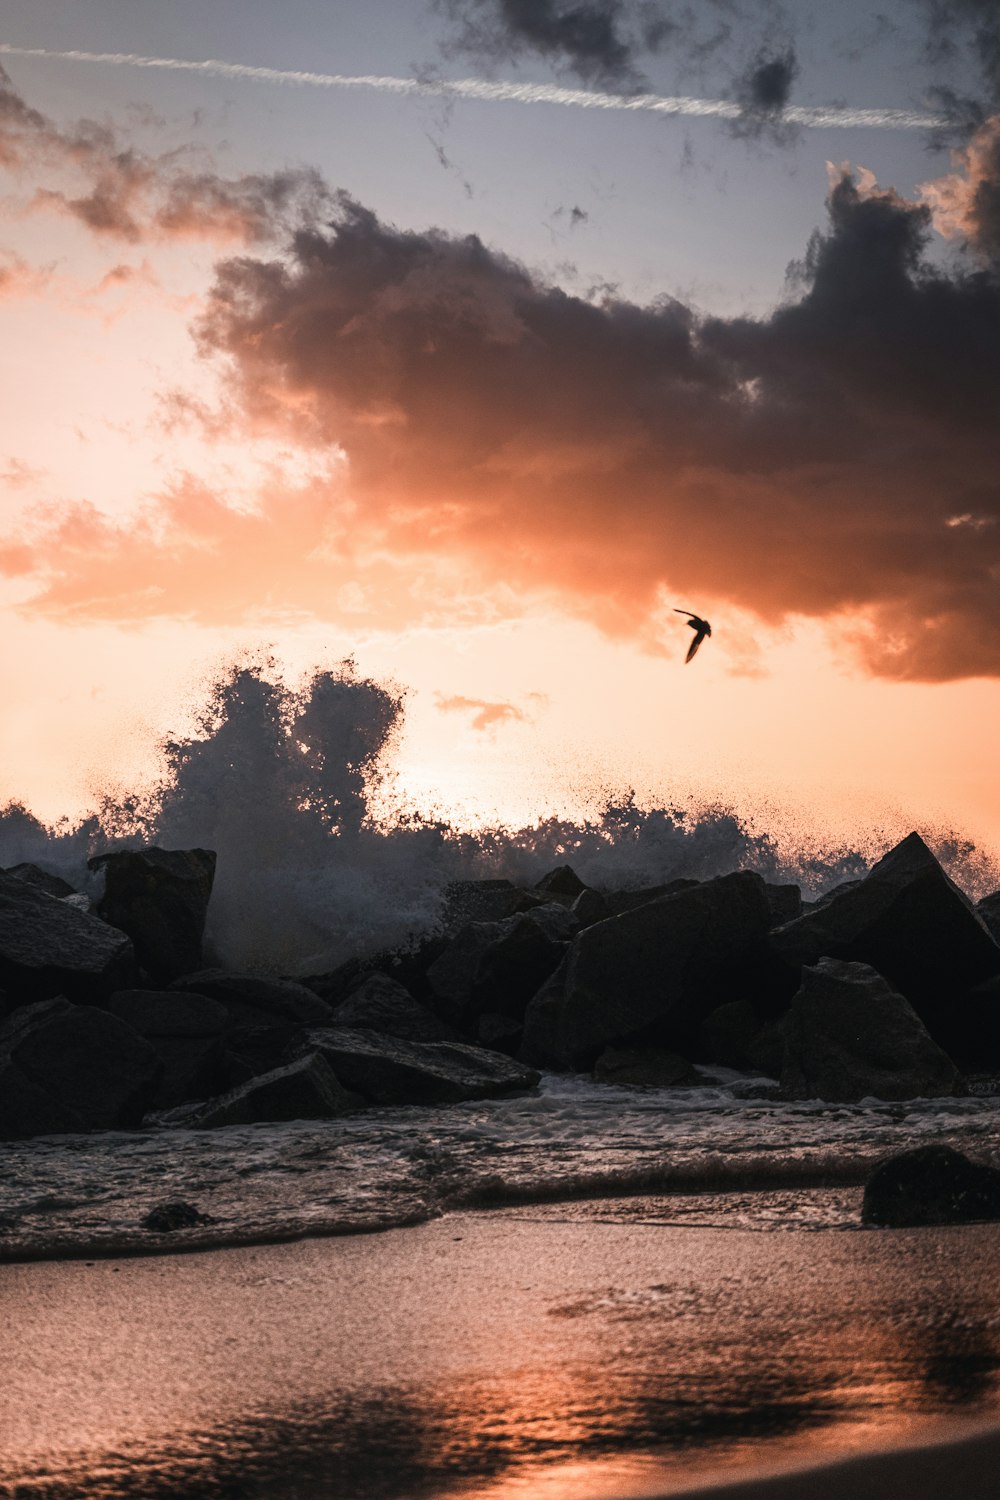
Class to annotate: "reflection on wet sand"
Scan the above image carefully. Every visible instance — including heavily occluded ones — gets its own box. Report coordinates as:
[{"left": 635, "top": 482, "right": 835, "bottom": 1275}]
[{"left": 5, "top": 1212, "right": 1000, "bottom": 1499}]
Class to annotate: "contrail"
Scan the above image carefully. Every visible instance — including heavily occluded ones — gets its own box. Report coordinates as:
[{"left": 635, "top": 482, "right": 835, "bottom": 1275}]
[{"left": 0, "top": 42, "right": 948, "bottom": 131}]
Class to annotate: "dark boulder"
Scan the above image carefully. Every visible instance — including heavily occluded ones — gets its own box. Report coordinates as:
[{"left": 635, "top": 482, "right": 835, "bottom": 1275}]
[
  {"left": 0, "top": 871, "right": 135, "bottom": 1003},
  {"left": 4, "top": 863, "right": 77, "bottom": 899},
  {"left": 109, "top": 989, "right": 228, "bottom": 1106},
  {"left": 571, "top": 887, "right": 613, "bottom": 928},
  {"left": 219, "top": 1024, "right": 299, "bottom": 1088},
  {"left": 303, "top": 939, "right": 447, "bottom": 1009},
  {"left": 299, "top": 1027, "right": 540, "bottom": 1105},
  {"left": 764, "top": 883, "right": 802, "bottom": 926},
  {"left": 518, "top": 956, "right": 569, "bottom": 1068},
  {"left": 440, "top": 879, "right": 544, "bottom": 931},
  {"left": 142, "top": 1200, "right": 212, "bottom": 1231},
  {"left": 0, "top": 997, "right": 162, "bottom": 1134},
  {"left": 426, "top": 908, "right": 567, "bottom": 1026},
  {"left": 528, "top": 871, "right": 776, "bottom": 1070},
  {"left": 333, "top": 972, "right": 458, "bottom": 1043},
  {"left": 977, "top": 890, "right": 1000, "bottom": 943},
  {"left": 0, "top": 1054, "right": 86, "bottom": 1139},
  {"left": 195, "top": 1051, "right": 363, "bottom": 1128},
  {"left": 604, "top": 879, "right": 700, "bottom": 917},
  {"left": 477, "top": 1011, "right": 524, "bottom": 1054},
  {"left": 771, "top": 833, "right": 1000, "bottom": 1059},
  {"left": 171, "top": 969, "right": 332, "bottom": 1029},
  {"left": 534, "top": 864, "right": 587, "bottom": 900},
  {"left": 700, "top": 999, "right": 784, "bottom": 1077},
  {"left": 862, "top": 1145, "right": 1000, "bottom": 1227},
  {"left": 593, "top": 1045, "right": 701, "bottom": 1087},
  {"left": 780, "top": 958, "right": 962, "bottom": 1103},
  {"left": 89, "top": 846, "right": 216, "bottom": 982}
]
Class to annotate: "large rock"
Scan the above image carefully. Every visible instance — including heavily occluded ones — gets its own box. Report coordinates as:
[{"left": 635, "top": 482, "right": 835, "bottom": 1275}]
[
  {"left": 0, "top": 870, "right": 135, "bottom": 1003},
  {"left": 593, "top": 1045, "right": 701, "bottom": 1087},
  {"left": 977, "top": 890, "right": 1000, "bottom": 943},
  {"left": 89, "top": 846, "right": 216, "bottom": 982},
  {"left": 427, "top": 908, "right": 568, "bottom": 1025},
  {"left": 699, "top": 999, "right": 784, "bottom": 1077},
  {"left": 780, "top": 958, "right": 962, "bottom": 1103},
  {"left": 0, "top": 1055, "right": 86, "bottom": 1139},
  {"left": 4, "top": 863, "right": 77, "bottom": 899},
  {"left": 108, "top": 989, "right": 228, "bottom": 1106},
  {"left": 171, "top": 969, "right": 332, "bottom": 1029},
  {"left": 0, "top": 997, "right": 162, "bottom": 1134},
  {"left": 604, "top": 879, "right": 700, "bottom": 917},
  {"left": 533, "top": 865, "right": 587, "bottom": 901},
  {"left": 771, "top": 833, "right": 1000, "bottom": 1058},
  {"left": 333, "top": 972, "right": 457, "bottom": 1044},
  {"left": 299, "top": 1027, "right": 540, "bottom": 1105},
  {"left": 862, "top": 1145, "right": 1000, "bottom": 1227},
  {"left": 440, "top": 879, "right": 544, "bottom": 931},
  {"left": 527, "top": 872, "right": 776, "bottom": 1070},
  {"left": 194, "top": 1052, "right": 363, "bottom": 1128}
]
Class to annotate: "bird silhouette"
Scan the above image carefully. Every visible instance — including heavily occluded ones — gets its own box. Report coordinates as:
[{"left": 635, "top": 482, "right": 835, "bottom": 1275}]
[{"left": 673, "top": 609, "right": 712, "bottom": 663}]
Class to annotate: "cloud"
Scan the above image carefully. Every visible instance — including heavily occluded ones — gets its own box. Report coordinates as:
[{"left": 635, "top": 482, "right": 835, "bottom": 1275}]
[
  {"left": 0, "top": 64, "right": 329, "bottom": 245},
  {"left": 436, "top": 693, "right": 529, "bottom": 729},
  {"left": 8, "top": 151, "right": 1000, "bottom": 681},
  {"left": 920, "top": 113, "right": 1000, "bottom": 260},
  {"left": 182, "top": 177, "right": 1000, "bottom": 681},
  {"left": 434, "top": 0, "right": 657, "bottom": 90},
  {"left": 730, "top": 44, "right": 799, "bottom": 141},
  {"left": 0, "top": 248, "right": 49, "bottom": 298}
]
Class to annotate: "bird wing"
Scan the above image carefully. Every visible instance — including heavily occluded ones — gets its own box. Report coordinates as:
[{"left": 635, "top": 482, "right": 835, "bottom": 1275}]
[
  {"left": 673, "top": 608, "right": 696, "bottom": 618},
  {"left": 685, "top": 629, "right": 707, "bottom": 663}
]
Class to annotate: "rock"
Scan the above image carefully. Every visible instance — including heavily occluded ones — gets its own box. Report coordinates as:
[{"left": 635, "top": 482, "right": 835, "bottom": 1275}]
[
  {"left": 862, "top": 1145, "right": 1000, "bottom": 1227},
  {"left": 780, "top": 958, "right": 962, "bottom": 1103},
  {"left": 4, "top": 863, "right": 77, "bottom": 899},
  {"left": 477, "top": 1012, "right": 524, "bottom": 1054},
  {"left": 534, "top": 865, "right": 587, "bottom": 900},
  {"left": 771, "top": 833, "right": 1000, "bottom": 1059},
  {"left": 440, "top": 879, "right": 544, "bottom": 931},
  {"left": 593, "top": 1045, "right": 701, "bottom": 1087},
  {"left": 303, "top": 940, "right": 447, "bottom": 1010},
  {"left": 220, "top": 1025, "right": 298, "bottom": 1088},
  {"left": 0, "top": 871, "right": 135, "bottom": 1003},
  {"left": 531, "top": 871, "right": 776, "bottom": 1070},
  {"left": 333, "top": 972, "right": 458, "bottom": 1043},
  {"left": 700, "top": 1000, "right": 778, "bottom": 1073},
  {"left": 426, "top": 909, "right": 567, "bottom": 1026},
  {"left": 0, "top": 997, "right": 162, "bottom": 1134},
  {"left": 108, "top": 989, "right": 228, "bottom": 1106},
  {"left": 518, "top": 956, "right": 569, "bottom": 1068},
  {"left": 171, "top": 969, "right": 333, "bottom": 1029},
  {"left": 142, "top": 1200, "right": 212, "bottom": 1231},
  {"left": 571, "top": 887, "right": 612, "bottom": 928},
  {"left": 195, "top": 1051, "right": 363, "bottom": 1128},
  {"left": 0, "top": 1055, "right": 87, "bottom": 1139},
  {"left": 300, "top": 1027, "right": 540, "bottom": 1105},
  {"left": 89, "top": 846, "right": 217, "bottom": 982},
  {"left": 977, "top": 890, "right": 1000, "bottom": 943},
  {"left": 605, "top": 879, "right": 701, "bottom": 917},
  {"left": 764, "top": 883, "right": 802, "bottom": 926},
  {"left": 60, "top": 893, "right": 92, "bottom": 914}
]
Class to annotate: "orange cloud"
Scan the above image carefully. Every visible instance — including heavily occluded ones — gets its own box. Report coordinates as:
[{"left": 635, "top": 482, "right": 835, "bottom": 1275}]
[{"left": 0, "top": 65, "right": 329, "bottom": 246}]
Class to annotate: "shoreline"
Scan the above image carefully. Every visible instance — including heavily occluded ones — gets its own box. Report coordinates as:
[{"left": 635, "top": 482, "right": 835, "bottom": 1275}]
[{"left": 5, "top": 1208, "right": 1000, "bottom": 1499}]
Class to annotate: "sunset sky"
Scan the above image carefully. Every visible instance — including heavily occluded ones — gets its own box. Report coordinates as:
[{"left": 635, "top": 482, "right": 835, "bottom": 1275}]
[{"left": 2, "top": 0, "right": 1000, "bottom": 856}]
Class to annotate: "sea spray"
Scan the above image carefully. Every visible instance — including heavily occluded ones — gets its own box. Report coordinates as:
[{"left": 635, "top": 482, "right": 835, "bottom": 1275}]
[{"left": 1, "top": 656, "right": 997, "bottom": 973}]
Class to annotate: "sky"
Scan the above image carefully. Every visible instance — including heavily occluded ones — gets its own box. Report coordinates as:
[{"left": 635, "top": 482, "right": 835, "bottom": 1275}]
[{"left": 2, "top": 0, "right": 1000, "bottom": 855}]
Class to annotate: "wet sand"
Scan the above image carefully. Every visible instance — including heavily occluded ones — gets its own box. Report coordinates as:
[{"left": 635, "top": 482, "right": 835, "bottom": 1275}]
[{"left": 3, "top": 1205, "right": 1000, "bottom": 1498}]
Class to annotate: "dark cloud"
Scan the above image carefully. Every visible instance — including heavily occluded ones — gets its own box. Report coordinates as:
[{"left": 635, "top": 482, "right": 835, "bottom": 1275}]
[
  {"left": 918, "top": 0, "right": 1000, "bottom": 136},
  {"left": 729, "top": 43, "right": 799, "bottom": 141},
  {"left": 10, "top": 167, "right": 981, "bottom": 680},
  {"left": 0, "top": 66, "right": 329, "bottom": 245},
  {"left": 433, "top": 0, "right": 742, "bottom": 91},
  {"left": 435, "top": 0, "right": 646, "bottom": 89}
]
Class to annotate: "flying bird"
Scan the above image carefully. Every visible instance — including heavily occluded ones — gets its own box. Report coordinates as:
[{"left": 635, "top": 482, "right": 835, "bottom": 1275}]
[{"left": 674, "top": 609, "right": 712, "bottom": 663}]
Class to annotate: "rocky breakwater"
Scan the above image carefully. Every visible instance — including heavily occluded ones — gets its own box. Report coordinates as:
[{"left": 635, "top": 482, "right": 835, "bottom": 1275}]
[{"left": 2, "top": 831, "right": 1000, "bottom": 1142}]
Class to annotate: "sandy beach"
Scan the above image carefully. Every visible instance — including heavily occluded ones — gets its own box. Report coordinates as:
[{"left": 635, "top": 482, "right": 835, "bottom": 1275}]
[{"left": 3, "top": 1204, "right": 1000, "bottom": 1498}]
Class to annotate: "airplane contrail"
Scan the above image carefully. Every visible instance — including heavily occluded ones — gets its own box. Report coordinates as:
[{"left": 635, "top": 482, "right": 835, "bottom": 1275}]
[{"left": 0, "top": 42, "right": 949, "bottom": 131}]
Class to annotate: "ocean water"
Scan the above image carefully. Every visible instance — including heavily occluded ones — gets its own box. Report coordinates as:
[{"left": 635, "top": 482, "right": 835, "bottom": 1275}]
[{"left": 3, "top": 1072, "right": 1000, "bottom": 1261}]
